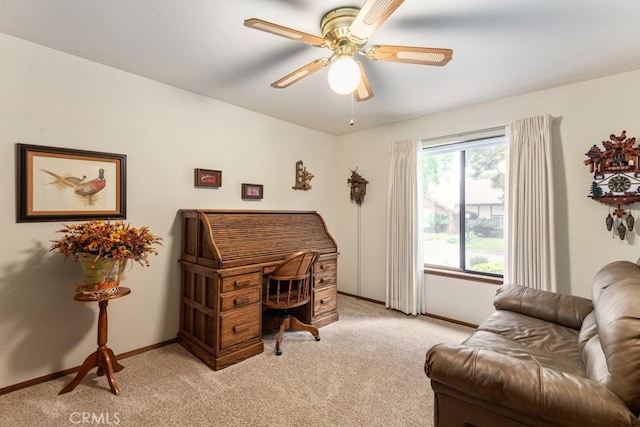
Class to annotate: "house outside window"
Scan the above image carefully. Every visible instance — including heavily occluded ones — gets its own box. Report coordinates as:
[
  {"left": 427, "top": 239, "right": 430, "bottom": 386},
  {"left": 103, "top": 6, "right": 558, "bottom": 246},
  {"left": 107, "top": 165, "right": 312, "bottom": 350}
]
[{"left": 422, "top": 135, "right": 506, "bottom": 276}]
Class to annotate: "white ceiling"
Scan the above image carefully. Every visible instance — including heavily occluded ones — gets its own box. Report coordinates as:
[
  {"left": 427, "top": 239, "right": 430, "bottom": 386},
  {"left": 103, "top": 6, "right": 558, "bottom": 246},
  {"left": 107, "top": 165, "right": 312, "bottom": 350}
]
[{"left": 2, "top": 0, "right": 640, "bottom": 136}]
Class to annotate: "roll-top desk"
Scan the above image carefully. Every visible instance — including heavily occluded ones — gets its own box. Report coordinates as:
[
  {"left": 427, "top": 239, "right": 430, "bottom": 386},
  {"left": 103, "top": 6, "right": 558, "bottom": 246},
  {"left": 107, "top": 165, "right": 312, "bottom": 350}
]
[{"left": 179, "top": 209, "right": 339, "bottom": 370}]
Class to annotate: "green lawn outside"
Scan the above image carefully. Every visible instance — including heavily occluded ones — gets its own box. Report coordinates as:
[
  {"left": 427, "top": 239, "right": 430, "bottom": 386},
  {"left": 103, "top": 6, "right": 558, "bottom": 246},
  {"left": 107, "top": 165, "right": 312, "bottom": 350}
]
[
  {"left": 425, "top": 233, "right": 503, "bottom": 253},
  {"left": 466, "top": 237, "right": 504, "bottom": 252},
  {"left": 424, "top": 233, "right": 504, "bottom": 272}
]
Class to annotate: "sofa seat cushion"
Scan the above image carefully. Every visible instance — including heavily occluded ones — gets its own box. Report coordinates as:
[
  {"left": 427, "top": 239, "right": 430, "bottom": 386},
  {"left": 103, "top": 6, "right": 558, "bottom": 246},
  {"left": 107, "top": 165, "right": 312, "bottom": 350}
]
[{"left": 464, "top": 310, "right": 585, "bottom": 377}]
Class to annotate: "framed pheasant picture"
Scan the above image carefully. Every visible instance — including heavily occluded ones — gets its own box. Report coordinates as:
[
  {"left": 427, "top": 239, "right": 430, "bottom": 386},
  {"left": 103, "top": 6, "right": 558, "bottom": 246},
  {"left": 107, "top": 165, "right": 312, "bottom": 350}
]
[{"left": 16, "top": 144, "right": 126, "bottom": 222}]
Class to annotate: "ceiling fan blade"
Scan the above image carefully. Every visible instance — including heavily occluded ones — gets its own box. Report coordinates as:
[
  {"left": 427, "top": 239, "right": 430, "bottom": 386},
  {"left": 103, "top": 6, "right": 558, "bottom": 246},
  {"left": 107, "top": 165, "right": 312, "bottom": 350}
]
[
  {"left": 365, "top": 45, "right": 453, "bottom": 65},
  {"left": 348, "top": 0, "right": 405, "bottom": 43},
  {"left": 271, "top": 59, "right": 329, "bottom": 88},
  {"left": 354, "top": 62, "right": 374, "bottom": 102},
  {"left": 244, "top": 18, "right": 326, "bottom": 47}
]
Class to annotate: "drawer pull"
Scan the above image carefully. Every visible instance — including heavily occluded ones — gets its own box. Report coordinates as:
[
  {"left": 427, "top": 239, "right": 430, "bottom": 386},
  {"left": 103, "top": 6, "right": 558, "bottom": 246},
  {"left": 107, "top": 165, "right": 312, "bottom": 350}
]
[
  {"left": 234, "top": 280, "right": 252, "bottom": 288},
  {"left": 232, "top": 324, "right": 251, "bottom": 333},
  {"left": 320, "top": 297, "right": 332, "bottom": 304},
  {"left": 318, "top": 278, "right": 324, "bottom": 284},
  {"left": 234, "top": 296, "right": 250, "bottom": 305}
]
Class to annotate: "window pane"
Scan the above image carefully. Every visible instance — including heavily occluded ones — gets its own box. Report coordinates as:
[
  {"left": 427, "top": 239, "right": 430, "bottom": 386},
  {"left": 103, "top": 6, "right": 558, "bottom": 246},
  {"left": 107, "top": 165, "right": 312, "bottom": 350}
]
[
  {"left": 464, "top": 143, "right": 505, "bottom": 275},
  {"left": 422, "top": 134, "right": 506, "bottom": 277},
  {"left": 423, "top": 151, "right": 460, "bottom": 268}
]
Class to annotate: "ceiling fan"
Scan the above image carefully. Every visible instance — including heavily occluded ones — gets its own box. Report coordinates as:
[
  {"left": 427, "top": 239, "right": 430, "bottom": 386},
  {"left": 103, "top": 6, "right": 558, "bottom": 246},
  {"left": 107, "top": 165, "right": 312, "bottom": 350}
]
[{"left": 244, "top": 0, "right": 453, "bottom": 101}]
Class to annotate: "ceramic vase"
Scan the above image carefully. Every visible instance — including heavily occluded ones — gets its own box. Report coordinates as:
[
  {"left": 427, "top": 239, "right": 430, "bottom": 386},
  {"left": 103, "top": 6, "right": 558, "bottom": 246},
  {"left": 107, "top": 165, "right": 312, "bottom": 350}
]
[{"left": 78, "top": 254, "right": 127, "bottom": 294}]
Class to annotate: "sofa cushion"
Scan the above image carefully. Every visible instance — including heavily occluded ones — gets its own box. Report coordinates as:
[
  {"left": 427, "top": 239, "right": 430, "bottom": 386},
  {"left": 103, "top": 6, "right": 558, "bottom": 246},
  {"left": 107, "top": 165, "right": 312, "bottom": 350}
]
[
  {"left": 465, "top": 310, "right": 585, "bottom": 377},
  {"left": 494, "top": 283, "right": 593, "bottom": 329},
  {"left": 577, "top": 311, "right": 597, "bottom": 361},
  {"left": 584, "top": 260, "right": 640, "bottom": 414}
]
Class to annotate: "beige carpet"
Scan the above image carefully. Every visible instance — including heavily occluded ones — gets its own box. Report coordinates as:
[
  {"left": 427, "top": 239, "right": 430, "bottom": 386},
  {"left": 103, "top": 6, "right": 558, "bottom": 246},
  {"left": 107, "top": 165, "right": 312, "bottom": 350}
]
[{"left": 0, "top": 294, "right": 472, "bottom": 427}]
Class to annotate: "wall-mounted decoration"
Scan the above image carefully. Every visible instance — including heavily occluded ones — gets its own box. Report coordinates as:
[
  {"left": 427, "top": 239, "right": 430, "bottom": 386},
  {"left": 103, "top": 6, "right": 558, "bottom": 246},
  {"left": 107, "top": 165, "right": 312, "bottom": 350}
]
[
  {"left": 347, "top": 168, "right": 369, "bottom": 205},
  {"left": 292, "top": 160, "right": 314, "bottom": 191},
  {"left": 16, "top": 144, "right": 126, "bottom": 222},
  {"left": 194, "top": 168, "right": 222, "bottom": 188},
  {"left": 584, "top": 130, "right": 640, "bottom": 240},
  {"left": 242, "top": 183, "right": 263, "bottom": 200}
]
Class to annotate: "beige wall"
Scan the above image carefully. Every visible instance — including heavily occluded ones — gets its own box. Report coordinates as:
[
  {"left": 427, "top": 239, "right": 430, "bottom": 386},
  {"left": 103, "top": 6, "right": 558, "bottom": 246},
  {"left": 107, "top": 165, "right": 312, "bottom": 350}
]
[
  {"left": 0, "top": 34, "right": 338, "bottom": 388},
  {"left": 335, "top": 68, "right": 640, "bottom": 324},
  {"left": 3, "top": 29, "right": 640, "bottom": 389}
]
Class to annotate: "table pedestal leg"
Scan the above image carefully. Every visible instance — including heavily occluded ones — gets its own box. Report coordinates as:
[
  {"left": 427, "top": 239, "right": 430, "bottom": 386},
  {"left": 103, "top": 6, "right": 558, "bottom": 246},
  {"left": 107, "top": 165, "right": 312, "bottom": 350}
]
[{"left": 59, "top": 299, "right": 125, "bottom": 395}]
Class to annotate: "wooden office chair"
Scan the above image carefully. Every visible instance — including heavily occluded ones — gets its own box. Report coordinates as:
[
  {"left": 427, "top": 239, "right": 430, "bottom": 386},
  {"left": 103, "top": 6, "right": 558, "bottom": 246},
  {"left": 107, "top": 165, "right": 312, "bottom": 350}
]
[{"left": 262, "top": 250, "right": 320, "bottom": 355}]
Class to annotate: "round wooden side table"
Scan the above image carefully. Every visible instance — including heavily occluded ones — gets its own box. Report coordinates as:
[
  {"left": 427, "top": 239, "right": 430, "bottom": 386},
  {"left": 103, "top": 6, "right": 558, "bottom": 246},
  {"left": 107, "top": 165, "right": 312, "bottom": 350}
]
[{"left": 59, "top": 287, "right": 131, "bottom": 395}]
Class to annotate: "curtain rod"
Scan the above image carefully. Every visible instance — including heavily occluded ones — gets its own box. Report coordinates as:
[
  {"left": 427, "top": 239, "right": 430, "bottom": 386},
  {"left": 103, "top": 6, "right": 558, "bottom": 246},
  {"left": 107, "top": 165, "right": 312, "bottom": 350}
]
[{"left": 421, "top": 125, "right": 506, "bottom": 143}]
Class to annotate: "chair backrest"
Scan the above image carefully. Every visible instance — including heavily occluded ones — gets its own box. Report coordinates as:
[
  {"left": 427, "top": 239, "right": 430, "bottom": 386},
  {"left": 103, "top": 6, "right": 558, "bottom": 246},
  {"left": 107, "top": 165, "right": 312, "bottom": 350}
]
[{"left": 263, "top": 250, "right": 318, "bottom": 309}]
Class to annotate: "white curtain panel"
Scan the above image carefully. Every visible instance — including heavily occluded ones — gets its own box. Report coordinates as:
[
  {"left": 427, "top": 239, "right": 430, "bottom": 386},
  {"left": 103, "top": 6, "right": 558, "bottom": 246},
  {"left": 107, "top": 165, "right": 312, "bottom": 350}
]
[
  {"left": 505, "top": 114, "right": 557, "bottom": 291},
  {"left": 386, "top": 139, "right": 425, "bottom": 314}
]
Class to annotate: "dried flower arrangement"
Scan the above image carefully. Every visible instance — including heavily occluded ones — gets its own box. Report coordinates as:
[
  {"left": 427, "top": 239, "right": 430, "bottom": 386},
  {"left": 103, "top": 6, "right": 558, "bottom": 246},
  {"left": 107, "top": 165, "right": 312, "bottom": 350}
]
[{"left": 50, "top": 220, "right": 162, "bottom": 266}]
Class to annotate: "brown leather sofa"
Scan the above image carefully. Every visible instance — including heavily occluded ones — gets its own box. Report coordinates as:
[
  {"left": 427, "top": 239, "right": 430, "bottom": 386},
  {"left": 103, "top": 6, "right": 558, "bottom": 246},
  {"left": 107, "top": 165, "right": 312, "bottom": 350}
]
[{"left": 425, "top": 260, "right": 640, "bottom": 427}]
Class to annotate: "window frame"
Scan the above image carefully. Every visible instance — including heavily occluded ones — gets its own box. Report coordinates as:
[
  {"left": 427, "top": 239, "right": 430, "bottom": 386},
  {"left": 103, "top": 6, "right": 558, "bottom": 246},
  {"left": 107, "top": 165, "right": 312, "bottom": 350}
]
[{"left": 421, "top": 134, "right": 506, "bottom": 279}]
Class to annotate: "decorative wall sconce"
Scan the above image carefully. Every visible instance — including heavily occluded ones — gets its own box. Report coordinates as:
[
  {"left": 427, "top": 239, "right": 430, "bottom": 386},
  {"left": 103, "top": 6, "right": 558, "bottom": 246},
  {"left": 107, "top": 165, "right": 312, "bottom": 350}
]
[
  {"left": 292, "top": 160, "right": 314, "bottom": 191},
  {"left": 585, "top": 130, "right": 640, "bottom": 240},
  {"left": 347, "top": 168, "right": 369, "bottom": 205}
]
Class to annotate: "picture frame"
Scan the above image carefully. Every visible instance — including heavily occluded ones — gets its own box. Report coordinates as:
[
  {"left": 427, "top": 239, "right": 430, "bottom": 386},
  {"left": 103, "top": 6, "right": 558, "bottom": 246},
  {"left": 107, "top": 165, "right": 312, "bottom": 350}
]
[
  {"left": 241, "top": 183, "right": 263, "bottom": 200},
  {"left": 16, "top": 143, "right": 127, "bottom": 222},
  {"left": 194, "top": 168, "right": 222, "bottom": 188}
]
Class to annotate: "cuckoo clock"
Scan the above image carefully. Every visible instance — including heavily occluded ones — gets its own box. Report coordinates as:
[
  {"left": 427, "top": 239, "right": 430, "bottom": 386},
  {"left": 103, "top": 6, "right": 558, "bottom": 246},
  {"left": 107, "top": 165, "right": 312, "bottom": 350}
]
[
  {"left": 347, "top": 168, "right": 369, "bottom": 205},
  {"left": 584, "top": 130, "right": 640, "bottom": 240}
]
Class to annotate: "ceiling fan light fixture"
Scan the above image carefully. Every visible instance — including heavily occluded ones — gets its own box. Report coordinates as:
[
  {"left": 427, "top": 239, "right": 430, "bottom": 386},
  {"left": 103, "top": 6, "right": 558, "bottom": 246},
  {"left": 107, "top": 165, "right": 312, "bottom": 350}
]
[{"left": 328, "top": 56, "right": 361, "bottom": 95}]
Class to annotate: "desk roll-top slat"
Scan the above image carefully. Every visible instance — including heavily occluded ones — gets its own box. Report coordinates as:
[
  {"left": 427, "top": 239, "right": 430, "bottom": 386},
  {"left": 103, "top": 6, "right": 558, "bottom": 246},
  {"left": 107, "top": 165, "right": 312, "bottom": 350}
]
[
  {"left": 178, "top": 209, "right": 339, "bottom": 371},
  {"left": 182, "top": 210, "right": 337, "bottom": 269}
]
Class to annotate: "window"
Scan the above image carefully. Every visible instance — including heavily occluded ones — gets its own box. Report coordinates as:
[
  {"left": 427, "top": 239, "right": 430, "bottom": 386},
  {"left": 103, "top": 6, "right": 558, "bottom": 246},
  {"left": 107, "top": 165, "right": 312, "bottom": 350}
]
[{"left": 422, "top": 135, "right": 506, "bottom": 276}]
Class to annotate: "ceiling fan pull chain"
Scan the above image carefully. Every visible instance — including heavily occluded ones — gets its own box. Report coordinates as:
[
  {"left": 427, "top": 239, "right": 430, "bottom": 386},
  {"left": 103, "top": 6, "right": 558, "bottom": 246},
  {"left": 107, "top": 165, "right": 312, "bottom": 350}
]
[{"left": 350, "top": 95, "right": 355, "bottom": 126}]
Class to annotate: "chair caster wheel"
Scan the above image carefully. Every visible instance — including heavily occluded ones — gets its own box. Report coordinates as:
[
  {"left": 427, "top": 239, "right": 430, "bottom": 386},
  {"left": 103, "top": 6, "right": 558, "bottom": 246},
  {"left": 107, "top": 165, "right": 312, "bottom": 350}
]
[{"left": 314, "top": 336, "right": 321, "bottom": 341}]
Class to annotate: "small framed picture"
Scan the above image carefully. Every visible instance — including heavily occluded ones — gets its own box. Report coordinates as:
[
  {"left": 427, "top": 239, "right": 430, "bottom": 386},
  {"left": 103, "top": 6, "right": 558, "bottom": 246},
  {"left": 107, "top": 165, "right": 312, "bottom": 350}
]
[
  {"left": 241, "top": 183, "right": 263, "bottom": 200},
  {"left": 194, "top": 168, "right": 222, "bottom": 188}
]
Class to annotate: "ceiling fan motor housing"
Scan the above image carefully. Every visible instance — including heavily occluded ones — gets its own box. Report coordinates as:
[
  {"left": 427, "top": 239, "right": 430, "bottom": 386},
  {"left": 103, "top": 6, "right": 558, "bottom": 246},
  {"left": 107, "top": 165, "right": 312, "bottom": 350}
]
[{"left": 321, "top": 7, "right": 364, "bottom": 53}]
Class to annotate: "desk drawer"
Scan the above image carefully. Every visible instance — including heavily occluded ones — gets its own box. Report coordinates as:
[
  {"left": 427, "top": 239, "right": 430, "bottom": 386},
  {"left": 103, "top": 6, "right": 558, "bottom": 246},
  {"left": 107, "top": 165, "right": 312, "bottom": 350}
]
[
  {"left": 313, "top": 271, "right": 335, "bottom": 289},
  {"left": 221, "top": 271, "right": 261, "bottom": 293},
  {"left": 314, "top": 259, "right": 337, "bottom": 275},
  {"left": 220, "top": 304, "right": 261, "bottom": 350},
  {"left": 220, "top": 287, "right": 261, "bottom": 311},
  {"left": 313, "top": 286, "right": 337, "bottom": 317}
]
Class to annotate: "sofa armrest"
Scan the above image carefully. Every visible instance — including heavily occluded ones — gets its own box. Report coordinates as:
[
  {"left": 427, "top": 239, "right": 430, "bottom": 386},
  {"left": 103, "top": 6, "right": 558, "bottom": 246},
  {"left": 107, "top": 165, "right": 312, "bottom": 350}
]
[
  {"left": 494, "top": 284, "right": 593, "bottom": 329},
  {"left": 425, "top": 343, "right": 638, "bottom": 426}
]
